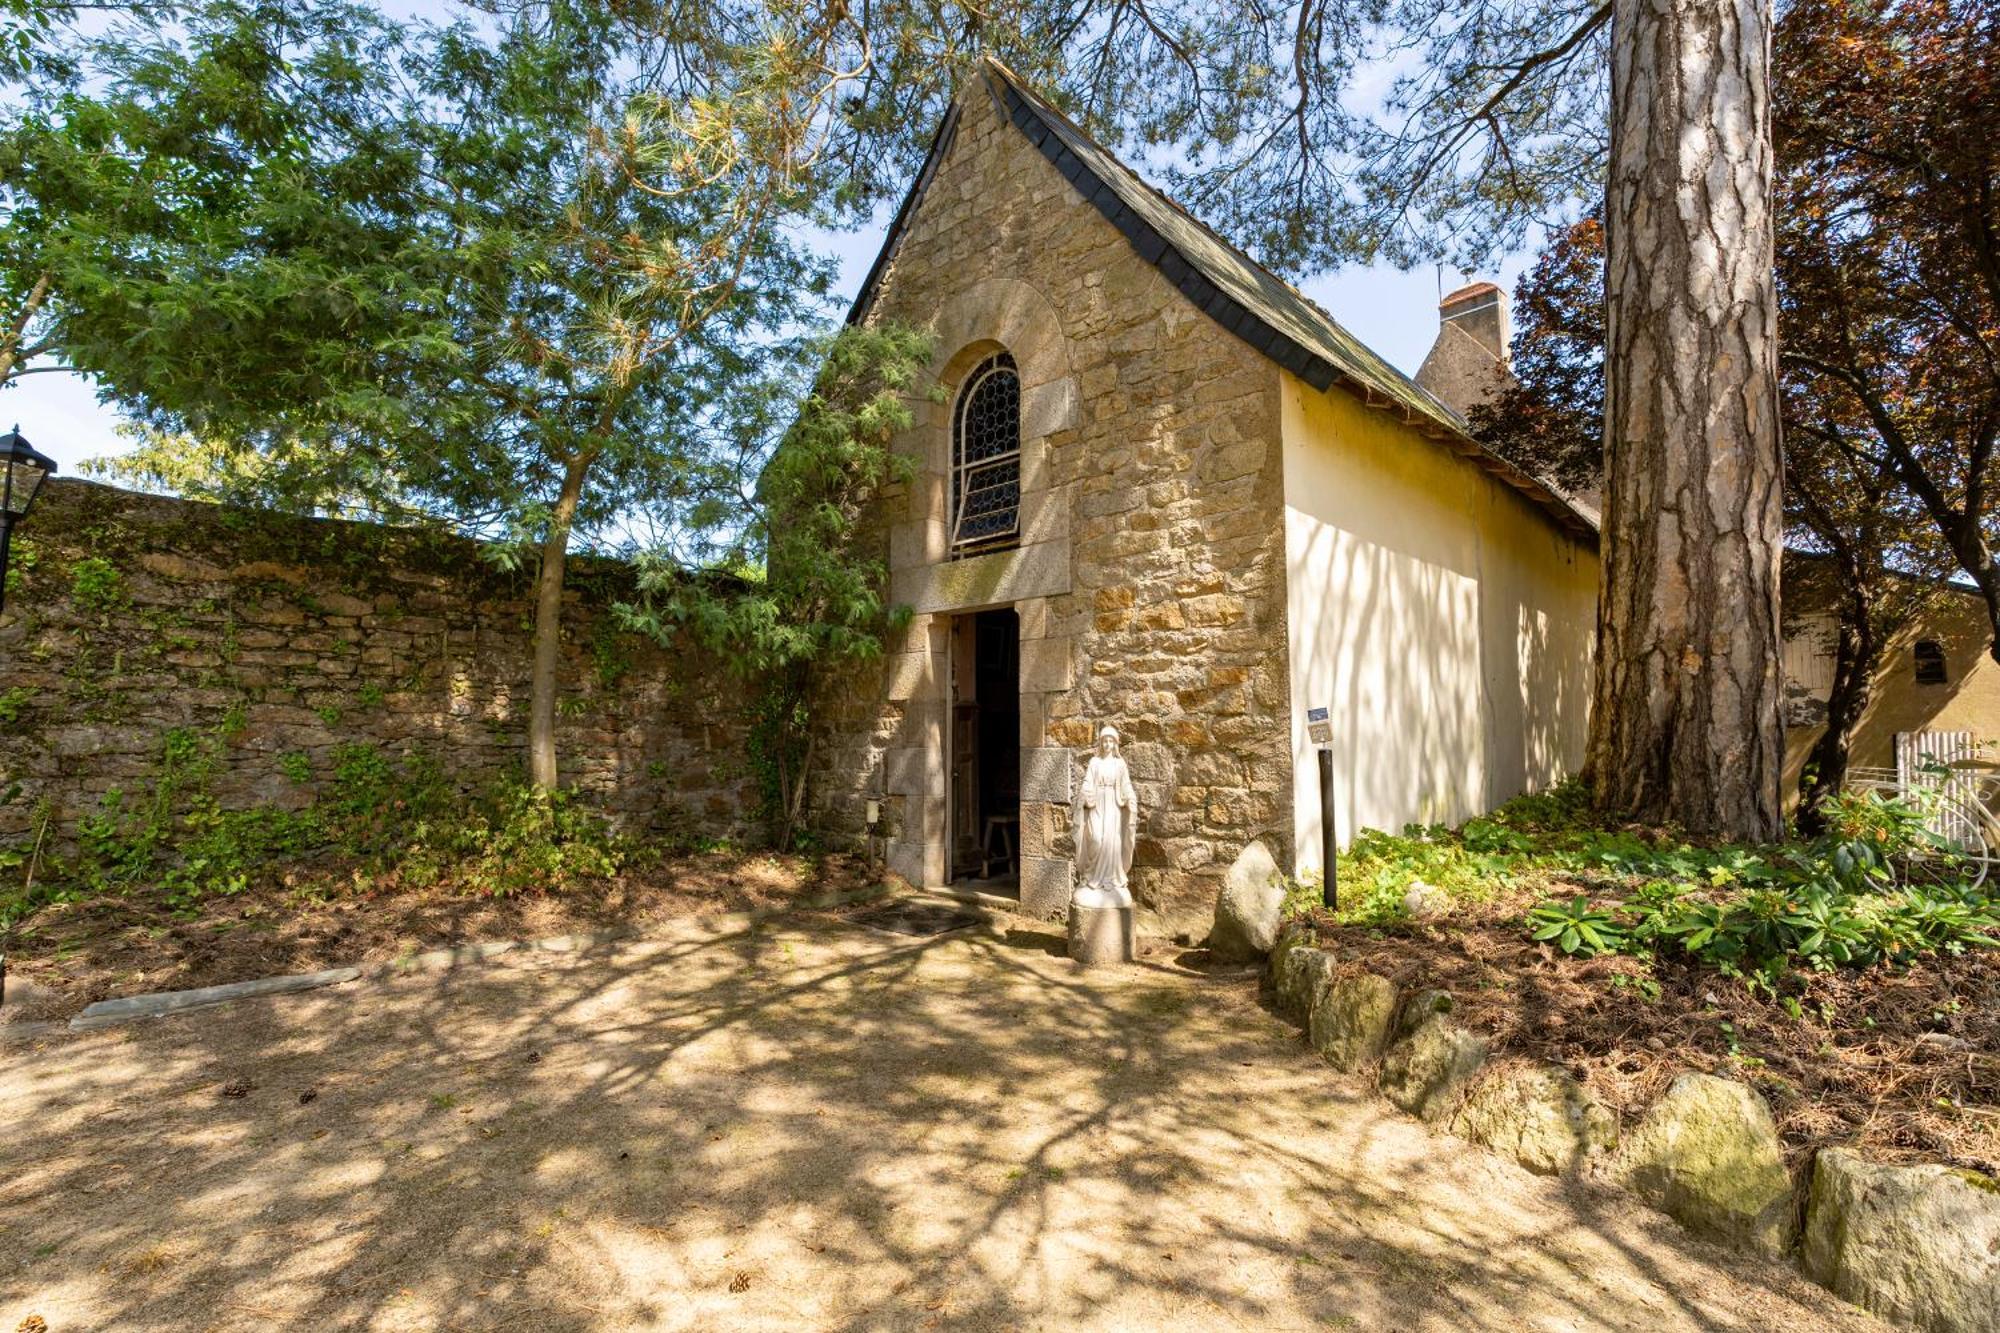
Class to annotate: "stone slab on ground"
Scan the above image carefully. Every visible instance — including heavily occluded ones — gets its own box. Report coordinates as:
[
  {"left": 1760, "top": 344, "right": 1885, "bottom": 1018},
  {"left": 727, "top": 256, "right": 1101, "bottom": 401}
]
[
  {"left": 1308, "top": 972, "right": 1398, "bottom": 1073},
  {"left": 1451, "top": 1063, "right": 1617, "bottom": 1177},
  {"left": 1610, "top": 1072, "right": 1797, "bottom": 1259},
  {"left": 1804, "top": 1148, "right": 2000, "bottom": 1333},
  {"left": 68, "top": 967, "right": 362, "bottom": 1030}
]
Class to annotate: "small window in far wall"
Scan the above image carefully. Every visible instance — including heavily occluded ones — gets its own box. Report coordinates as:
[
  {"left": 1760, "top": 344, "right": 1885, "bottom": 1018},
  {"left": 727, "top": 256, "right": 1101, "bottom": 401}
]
[{"left": 1915, "top": 640, "right": 1948, "bottom": 685}]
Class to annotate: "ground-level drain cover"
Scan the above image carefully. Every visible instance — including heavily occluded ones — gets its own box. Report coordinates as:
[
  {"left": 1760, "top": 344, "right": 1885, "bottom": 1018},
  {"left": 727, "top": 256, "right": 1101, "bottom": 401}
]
[{"left": 845, "top": 902, "right": 985, "bottom": 938}]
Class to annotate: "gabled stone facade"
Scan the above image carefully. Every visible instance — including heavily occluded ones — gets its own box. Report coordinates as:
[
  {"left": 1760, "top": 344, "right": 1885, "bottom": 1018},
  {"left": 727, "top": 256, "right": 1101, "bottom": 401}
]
[
  {"left": 813, "top": 79, "right": 1294, "bottom": 932},
  {"left": 812, "top": 65, "right": 1601, "bottom": 934}
]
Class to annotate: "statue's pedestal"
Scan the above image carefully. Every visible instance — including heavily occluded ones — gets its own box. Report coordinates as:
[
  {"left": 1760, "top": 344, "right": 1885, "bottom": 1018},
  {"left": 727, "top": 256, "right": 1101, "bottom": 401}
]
[{"left": 1067, "top": 899, "right": 1135, "bottom": 967}]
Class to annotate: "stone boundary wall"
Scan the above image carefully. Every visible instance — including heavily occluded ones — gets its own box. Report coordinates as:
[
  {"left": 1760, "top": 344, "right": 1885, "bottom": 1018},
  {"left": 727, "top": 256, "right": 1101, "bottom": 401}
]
[{"left": 0, "top": 480, "right": 755, "bottom": 859}]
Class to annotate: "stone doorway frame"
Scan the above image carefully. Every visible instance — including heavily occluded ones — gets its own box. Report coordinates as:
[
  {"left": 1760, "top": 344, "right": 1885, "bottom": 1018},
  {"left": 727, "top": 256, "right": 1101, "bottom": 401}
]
[{"left": 875, "top": 278, "right": 1085, "bottom": 917}]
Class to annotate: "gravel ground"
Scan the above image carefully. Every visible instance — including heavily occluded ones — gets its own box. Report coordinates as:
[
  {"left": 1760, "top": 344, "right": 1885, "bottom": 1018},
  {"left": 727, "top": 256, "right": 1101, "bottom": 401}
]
[{"left": 0, "top": 900, "right": 1883, "bottom": 1331}]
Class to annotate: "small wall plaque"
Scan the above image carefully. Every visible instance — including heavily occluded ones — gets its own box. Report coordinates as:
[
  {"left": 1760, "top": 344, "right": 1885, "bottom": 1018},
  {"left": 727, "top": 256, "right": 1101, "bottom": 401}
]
[{"left": 1306, "top": 705, "right": 1332, "bottom": 748}]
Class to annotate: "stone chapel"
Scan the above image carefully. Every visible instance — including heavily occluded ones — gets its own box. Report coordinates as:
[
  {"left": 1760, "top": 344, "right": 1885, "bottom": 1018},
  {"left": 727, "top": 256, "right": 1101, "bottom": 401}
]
[{"left": 810, "top": 59, "right": 1600, "bottom": 934}]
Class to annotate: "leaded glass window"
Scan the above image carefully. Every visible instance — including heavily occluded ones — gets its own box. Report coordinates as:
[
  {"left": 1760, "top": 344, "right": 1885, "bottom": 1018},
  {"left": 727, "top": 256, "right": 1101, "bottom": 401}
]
[{"left": 951, "top": 353, "right": 1021, "bottom": 553}]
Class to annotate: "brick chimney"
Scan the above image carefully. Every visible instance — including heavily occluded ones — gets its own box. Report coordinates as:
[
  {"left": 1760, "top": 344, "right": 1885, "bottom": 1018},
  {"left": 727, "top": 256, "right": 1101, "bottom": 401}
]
[{"left": 1414, "top": 280, "right": 1514, "bottom": 418}]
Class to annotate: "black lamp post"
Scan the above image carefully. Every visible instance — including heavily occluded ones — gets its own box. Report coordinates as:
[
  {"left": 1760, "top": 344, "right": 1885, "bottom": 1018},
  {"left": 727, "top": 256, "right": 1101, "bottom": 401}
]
[{"left": 0, "top": 426, "right": 57, "bottom": 616}]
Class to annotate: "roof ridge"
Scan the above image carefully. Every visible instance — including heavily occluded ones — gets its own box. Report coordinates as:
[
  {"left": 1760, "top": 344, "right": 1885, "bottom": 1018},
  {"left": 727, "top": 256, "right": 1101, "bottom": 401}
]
[
  {"left": 856, "top": 58, "right": 1595, "bottom": 541},
  {"left": 979, "top": 60, "right": 1474, "bottom": 431}
]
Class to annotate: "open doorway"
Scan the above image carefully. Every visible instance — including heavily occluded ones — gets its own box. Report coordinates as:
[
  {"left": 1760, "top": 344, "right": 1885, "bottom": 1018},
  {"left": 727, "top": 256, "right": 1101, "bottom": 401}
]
[{"left": 949, "top": 607, "right": 1020, "bottom": 892}]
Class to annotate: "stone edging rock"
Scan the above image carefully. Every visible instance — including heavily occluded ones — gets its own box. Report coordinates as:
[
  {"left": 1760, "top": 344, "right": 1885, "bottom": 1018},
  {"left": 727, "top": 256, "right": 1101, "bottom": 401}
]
[{"left": 1263, "top": 921, "right": 2000, "bottom": 1333}]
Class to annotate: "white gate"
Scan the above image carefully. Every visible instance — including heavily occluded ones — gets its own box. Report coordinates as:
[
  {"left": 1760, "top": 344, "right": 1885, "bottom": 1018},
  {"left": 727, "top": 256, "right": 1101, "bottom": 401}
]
[{"left": 1894, "top": 730, "right": 1986, "bottom": 851}]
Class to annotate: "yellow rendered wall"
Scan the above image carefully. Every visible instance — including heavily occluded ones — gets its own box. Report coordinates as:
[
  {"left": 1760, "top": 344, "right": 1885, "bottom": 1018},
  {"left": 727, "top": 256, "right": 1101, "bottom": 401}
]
[
  {"left": 1281, "top": 372, "right": 1599, "bottom": 871},
  {"left": 1784, "top": 592, "right": 2000, "bottom": 795}
]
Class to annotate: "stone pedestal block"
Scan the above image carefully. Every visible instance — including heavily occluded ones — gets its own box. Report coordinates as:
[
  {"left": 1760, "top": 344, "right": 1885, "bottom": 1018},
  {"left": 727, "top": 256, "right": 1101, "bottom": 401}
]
[{"left": 1068, "top": 903, "right": 1135, "bottom": 966}]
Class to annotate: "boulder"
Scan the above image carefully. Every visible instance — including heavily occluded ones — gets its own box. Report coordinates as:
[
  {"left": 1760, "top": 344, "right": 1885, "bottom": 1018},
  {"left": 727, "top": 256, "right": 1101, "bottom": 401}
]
[
  {"left": 1402, "top": 879, "right": 1451, "bottom": 920},
  {"left": 1274, "top": 945, "right": 1335, "bottom": 1026},
  {"left": 1308, "top": 972, "right": 1399, "bottom": 1073},
  {"left": 1804, "top": 1149, "right": 2000, "bottom": 1333},
  {"left": 1209, "top": 840, "right": 1285, "bottom": 962},
  {"left": 1379, "top": 1015, "right": 1488, "bottom": 1123},
  {"left": 1451, "top": 1064, "right": 1617, "bottom": 1176},
  {"left": 1609, "top": 1073, "right": 1796, "bottom": 1257},
  {"left": 1393, "top": 988, "right": 1454, "bottom": 1041}
]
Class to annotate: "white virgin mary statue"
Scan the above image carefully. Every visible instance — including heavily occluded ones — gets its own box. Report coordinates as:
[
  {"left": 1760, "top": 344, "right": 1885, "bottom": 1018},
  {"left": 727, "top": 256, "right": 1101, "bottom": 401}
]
[{"left": 1073, "top": 725, "right": 1138, "bottom": 908}]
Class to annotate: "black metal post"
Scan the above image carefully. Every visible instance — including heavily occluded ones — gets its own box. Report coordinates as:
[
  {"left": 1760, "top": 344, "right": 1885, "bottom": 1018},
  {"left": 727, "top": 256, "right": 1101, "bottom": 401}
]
[
  {"left": 1317, "top": 746, "right": 1337, "bottom": 910},
  {"left": 0, "top": 512, "right": 12, "bottom": 617}
]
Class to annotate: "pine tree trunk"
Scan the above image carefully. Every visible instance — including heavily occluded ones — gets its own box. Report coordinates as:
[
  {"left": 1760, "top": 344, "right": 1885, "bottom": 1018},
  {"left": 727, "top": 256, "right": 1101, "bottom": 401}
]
[
  {"left": 528, "top": 451, "right": 595, "bottom": 791},
  {"left": 1590, "top": 0, "right": 1786, "bottom": 839}
]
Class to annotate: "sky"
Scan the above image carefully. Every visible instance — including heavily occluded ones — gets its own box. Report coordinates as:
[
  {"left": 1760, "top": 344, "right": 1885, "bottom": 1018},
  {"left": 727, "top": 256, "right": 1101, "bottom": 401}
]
[{"left": 7, "top": 0, "right": 1533, "bottom": 481}]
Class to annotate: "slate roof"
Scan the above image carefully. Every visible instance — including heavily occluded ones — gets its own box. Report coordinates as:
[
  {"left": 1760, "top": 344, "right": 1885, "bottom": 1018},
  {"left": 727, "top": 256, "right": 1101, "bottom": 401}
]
[{"left": 850, "top": 58, "right": 1597, "bottom": 542}]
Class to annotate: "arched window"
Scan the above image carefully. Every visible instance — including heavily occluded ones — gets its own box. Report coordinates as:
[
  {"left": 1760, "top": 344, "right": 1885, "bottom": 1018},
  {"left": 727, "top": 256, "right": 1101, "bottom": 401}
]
[{"left": 951, "top": 352, "right": 1021, "bottom": 554}]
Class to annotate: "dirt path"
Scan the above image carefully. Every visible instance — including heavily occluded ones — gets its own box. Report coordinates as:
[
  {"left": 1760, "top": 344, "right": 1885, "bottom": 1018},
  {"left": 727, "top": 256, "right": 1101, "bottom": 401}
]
[{"left": 0, "top": 902, "right": 1880, "bottom": 1331}]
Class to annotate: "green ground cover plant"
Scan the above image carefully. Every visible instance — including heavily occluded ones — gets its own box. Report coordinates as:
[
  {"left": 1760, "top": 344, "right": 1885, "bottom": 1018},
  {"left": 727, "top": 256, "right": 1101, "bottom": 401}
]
[
  {"left": 2, "top": 730, "right": 633, "bottom": 929},
  {"left": 1300, "top": 780, "right": 1999, "bottom": 995}
]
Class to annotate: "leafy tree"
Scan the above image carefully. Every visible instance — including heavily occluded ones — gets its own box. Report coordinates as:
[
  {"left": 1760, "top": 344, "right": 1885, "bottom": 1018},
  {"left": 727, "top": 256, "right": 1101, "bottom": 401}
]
[
  {"left": 620, "top": 323, "right": 935, "bottom": 847},
  {"left": 1777, "top": 0, "right": 2000, "bottom": 662},
  {"left": 1474, "top": 0, "right": 1992, "bottom": 822},
  {"left": 41, "top": 1, "right": 849, "bottom": 790},
  {"left": 1479, "top": 215, "right": 1946, "bottom": 823},
  {"left": 1466, "top": 217, "right": 1604, "bottom": 497},
  {"left": 19, "top": 0, "right": 1809, "bottom": 831}
]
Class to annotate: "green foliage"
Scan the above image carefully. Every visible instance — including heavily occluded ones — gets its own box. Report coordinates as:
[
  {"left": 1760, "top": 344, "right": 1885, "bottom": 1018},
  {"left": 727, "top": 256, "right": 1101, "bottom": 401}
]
[
  {"left": 1496, "top": 784, "right": 2000, "bottom": 986},
  {"left": 67, "top": 555, "right": 121, "bottom": 610},
  {"left": 2, "top": 535, "right": 34, "bottom": 597},
  {"left": 3, "top": 726, "right": 632, "bottom": 926},
  {"left": 623, "top": 323, "right": 935, "bottom": 840},
  {"left": 1329, "top": 825, "right": 1515, "bottom": 923},
  {"left": 1536, "top": 880, "right": 2000, "bottom": 980},
  {"left": 1299, "top": 779, "right": 1998, "bottom": 992},
  {"left": 0, "top": 685, "right": 31, "bottom": 722},
  {"left": 279, "top": 751, "right": 312, "bottom": 783},
  {"left": 1527, "top": 895, "right": 1628, "bottom": 956}
]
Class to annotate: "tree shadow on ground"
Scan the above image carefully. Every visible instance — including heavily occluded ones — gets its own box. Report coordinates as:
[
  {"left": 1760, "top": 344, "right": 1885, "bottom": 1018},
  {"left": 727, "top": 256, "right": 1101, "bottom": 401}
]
[{"left": 0, "top": 906, "right": 1876, "bottom": 1331}]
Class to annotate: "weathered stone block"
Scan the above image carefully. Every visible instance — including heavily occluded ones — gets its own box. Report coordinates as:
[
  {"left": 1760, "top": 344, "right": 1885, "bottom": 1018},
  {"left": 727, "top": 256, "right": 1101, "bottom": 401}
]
[
  {"left": 882, "top": 652, "right": 931, "bottom": 703},
  {"left": 1018, "top": 636, "right": 1074, "bottom": 692},
  {"left": 1609, "top": 1073, "right": 1796, "bottom": 1258},
  {"left": 1067, "top": 901, "right": 1134, "bottom": 966},
  {"left": 1274, "top": 944, "right": 1334, "bottom": 1025},
  {"left": 1019, "top": 855, "right": 1073, "bottom": 918},
  {"left": 1394, "top": 988, "right": 1455, "bottom": 1041},
  {"left": 1804, "top": 1149, "right": 2000, "bottom": 1333},
  {"left": 1379, "top": 1016, "right": 1487, "bottom": 1124},
  {"left": 1451, "top": 1064, "right": 1617, "bottom": 1176},
  {"left": 1309, "top": 973, "right": 1399, "bottom": 1073},
  {"left": 1021, "top": 375, "right": 1080, "bottom": 441},
  {"left": 891, "top": 538, "right": 1072, "bottom": 614},
  {"left": 1020, "top": 747, "right": 1075, "bottom": 803}
]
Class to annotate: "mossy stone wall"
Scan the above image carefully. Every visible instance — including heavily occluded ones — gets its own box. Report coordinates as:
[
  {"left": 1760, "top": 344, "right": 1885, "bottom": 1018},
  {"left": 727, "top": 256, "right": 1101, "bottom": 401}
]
[{"left": 0, "top": 480, "right": 754, "bottom": 857}]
